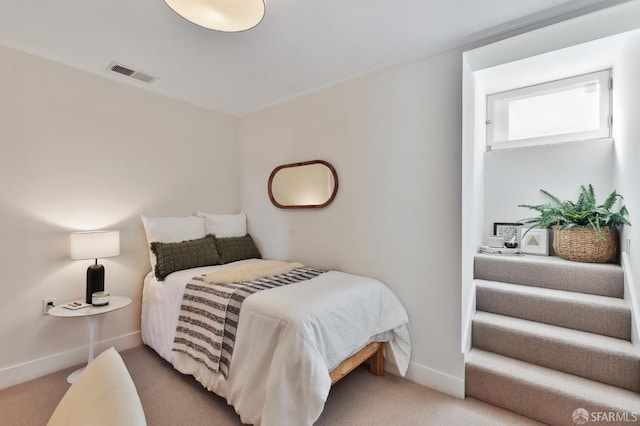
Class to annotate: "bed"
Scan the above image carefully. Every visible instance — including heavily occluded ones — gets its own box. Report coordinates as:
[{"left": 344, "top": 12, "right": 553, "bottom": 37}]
[{"left": 140, "top": 214, "right": 411, "bottom": 425}]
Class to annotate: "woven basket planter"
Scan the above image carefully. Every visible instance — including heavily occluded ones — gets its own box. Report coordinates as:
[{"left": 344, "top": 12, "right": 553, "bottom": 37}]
[{"left": 552, "top": 225, "right": 618, "bottom": 263}]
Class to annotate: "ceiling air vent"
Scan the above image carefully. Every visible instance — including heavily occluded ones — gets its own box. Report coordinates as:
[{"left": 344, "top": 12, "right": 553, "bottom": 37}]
[{"left": 107, "top": 62, "right": 156, "bottom": 84}]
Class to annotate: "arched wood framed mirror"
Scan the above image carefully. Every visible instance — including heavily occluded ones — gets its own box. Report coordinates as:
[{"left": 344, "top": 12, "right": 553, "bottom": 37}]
[{"left": 268, "top": 160, "right": 339, "bottom": 209}]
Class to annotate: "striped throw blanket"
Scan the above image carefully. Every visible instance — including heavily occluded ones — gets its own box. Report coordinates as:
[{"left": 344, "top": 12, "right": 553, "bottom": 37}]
[{"left": 172, "top": 265, "right": 326, "bottom": 378}]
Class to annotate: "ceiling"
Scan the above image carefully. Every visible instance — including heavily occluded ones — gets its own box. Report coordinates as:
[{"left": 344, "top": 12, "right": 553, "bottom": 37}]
[{"left": 0, "top": 0, "right": 628, "bottom": 116}]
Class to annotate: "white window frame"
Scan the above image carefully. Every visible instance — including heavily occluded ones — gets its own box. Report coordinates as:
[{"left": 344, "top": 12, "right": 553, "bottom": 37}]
[{"left": 486, "top": 69, "right": 612, "bottom": 151}]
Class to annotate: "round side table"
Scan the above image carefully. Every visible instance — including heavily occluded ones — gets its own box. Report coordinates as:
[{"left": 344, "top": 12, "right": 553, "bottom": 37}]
[{"left": 49, "top": 296, "right": 132, "bottom": 383}]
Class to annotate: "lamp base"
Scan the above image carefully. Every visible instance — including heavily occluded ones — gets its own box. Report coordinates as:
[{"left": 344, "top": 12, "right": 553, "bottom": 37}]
[{"left": 86, "top": 264, "right": 105, "bottom": 304}]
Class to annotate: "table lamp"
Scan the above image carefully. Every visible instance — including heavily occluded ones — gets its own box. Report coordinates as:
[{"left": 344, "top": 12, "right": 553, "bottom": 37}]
[{"left": 70, "top": 230, "right": 120, "bottom": 304}]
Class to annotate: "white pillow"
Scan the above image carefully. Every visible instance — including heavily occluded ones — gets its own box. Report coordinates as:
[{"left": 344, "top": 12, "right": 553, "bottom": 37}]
[
  {"left": 141, "top": 215, "right": 206, "bottom": 269},
  {"left": 197, "top": 211, "right": 246, "bottom": 238},
  {"left": 47, "top": 347, "right": 146, "bottom": 426}
]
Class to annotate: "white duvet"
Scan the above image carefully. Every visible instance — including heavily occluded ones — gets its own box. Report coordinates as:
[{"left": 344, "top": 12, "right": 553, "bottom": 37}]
[{"left": 141, "top": 259, "right": 411, "bottom": 425}]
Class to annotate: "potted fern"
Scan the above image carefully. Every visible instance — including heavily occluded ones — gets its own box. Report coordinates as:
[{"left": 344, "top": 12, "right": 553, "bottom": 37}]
[{"left": 519, "top": 184, "right": 630, "bottom": 263}]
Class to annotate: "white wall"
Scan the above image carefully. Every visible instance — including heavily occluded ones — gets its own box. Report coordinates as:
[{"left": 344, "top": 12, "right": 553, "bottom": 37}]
[
  {"left": 239, "top": 50, "right": 466, "bottom": 396},
  {"left": 472, "top": 28, "right": 627, "bottom": 248},
  {"left": 483, "top": 140, "right": 614, "bottom": 247},
  {"left": 0, "top": 45, "right": 239, "bottom": 387},
  {"left": 462, "top": 1, "right": 640, "bottom": 354},
  {"left": 613, "top": 30, "right": 640, "bottom": 341},
  {"left": 460, "top": 58, "right": 486, "bottom": 354}
]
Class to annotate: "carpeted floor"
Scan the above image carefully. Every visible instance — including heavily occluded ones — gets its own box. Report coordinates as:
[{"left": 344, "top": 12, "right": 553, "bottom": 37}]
[{"left": 0, "top": 345, "right": 543, "bottom": 425}]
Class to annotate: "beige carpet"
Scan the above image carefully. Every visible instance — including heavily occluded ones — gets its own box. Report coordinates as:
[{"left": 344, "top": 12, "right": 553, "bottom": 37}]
[
  {"left": 469, "top": 254, "right": 640, "bottom": 425},
  {"left": 0, "top": 345, "right": 542, "bottom": 425}
]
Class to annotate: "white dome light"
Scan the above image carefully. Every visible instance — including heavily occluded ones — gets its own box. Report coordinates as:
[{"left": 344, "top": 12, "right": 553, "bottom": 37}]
[{"left": 164, "top": 0, "right": 265, "bottom": 32}]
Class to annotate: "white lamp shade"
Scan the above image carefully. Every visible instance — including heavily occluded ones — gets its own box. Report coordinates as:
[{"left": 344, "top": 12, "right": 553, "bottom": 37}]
[
  {"left": 164, "top": 0, "right": 265, "bottom": 32},
  {"left": 70, "top": 230, "right": 120, "bottom": 260}
]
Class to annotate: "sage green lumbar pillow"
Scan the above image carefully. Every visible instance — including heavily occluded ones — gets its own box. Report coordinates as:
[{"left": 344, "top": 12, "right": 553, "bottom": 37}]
[
  {"left": 215, "top": 234, "right": 262, "bottom": 264},
  {"left": 151, "top": 234, "right": 220, "bottom": 281}
]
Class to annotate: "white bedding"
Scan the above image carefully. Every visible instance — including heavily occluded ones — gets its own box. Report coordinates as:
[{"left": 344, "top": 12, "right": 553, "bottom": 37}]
[{"left": 141, "top": 259, "right": 411, "bottom": 426}]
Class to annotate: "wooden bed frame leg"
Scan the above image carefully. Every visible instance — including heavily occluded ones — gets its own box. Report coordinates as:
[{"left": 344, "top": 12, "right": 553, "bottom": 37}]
[
  {"left": 330, "top": 342, "right": 385, "bottom": 385},
  {"left": 369, "top": 344, "right": 384, "bottom": 376}
]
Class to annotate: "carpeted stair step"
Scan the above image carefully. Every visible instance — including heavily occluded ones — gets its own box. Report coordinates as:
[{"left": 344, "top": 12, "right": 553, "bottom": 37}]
[
  {"left": 472, "top": 312, "right": 640, "bottom": 392},
  {"left": 466, "top": 349, "right": 640, "bottom": 426},
  {"left": 475, "top": 280, "right": 631, "bottom": 340},
  {"left": 474, "top": 254, "right": 623, "bottom": 298}
]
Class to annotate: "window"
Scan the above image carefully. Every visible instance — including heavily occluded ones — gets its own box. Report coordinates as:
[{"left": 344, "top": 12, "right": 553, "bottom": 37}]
[{"left": 486, "top": 69, "right": 611, "bottom": 151}]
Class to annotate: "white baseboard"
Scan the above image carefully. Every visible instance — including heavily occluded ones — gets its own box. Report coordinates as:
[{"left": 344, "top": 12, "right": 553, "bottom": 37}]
[
  {"left": 621, "top": 252, "right": 640, "bottom": 346},
  {"left": 404, "top": 361, "right": 465, "bottom": 399},
  {"left": 461, "top": 280, "right": 477, "bottom": 358},
  {"left": 0, "top": 331, "right": 142, "bottom": 390}
]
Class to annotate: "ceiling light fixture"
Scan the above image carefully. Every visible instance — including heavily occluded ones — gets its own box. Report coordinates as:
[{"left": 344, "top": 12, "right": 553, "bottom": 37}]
[{"left": 164, "top": 0, "right": 265, "bottom": 32}]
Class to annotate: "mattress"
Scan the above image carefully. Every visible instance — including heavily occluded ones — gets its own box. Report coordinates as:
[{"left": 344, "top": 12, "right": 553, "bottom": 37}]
[{"left": 141, "top": 259, "right": 411, "bottom": 425}]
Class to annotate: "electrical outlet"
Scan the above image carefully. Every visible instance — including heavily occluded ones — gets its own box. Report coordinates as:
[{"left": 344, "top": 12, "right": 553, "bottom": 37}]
[
  {"left": 42, "top": 297, "right": 56, "bottom": 315},
  {"left": 627, "top": 238, "right": 631, "bottom": 253}
]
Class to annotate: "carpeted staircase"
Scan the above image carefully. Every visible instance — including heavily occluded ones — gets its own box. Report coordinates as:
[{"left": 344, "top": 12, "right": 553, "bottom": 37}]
[{"left": 466, "top": 254, "right": 640, "bottom": 425}]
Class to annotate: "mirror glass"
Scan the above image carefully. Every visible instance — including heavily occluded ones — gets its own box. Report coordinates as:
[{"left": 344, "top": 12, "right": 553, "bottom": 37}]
[{"left": 268, "top": 160, "right": 338, "bottom": 209}]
